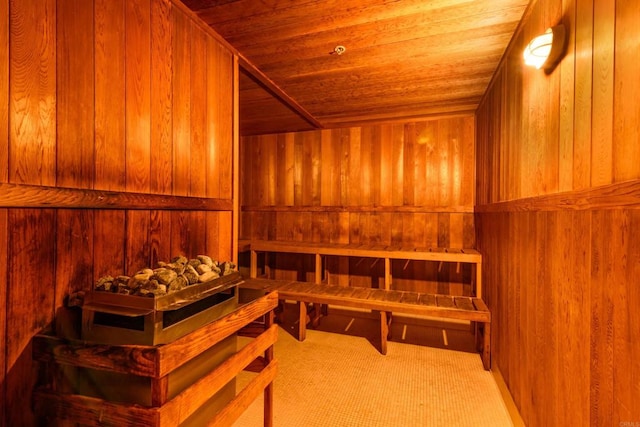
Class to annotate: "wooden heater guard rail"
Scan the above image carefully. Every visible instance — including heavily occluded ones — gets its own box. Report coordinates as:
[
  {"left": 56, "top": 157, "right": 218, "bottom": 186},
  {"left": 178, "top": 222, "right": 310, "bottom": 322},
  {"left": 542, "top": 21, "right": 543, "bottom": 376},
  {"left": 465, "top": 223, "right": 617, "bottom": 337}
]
[
  {"left": 241, "top": 279, "right": 491, "bottom": 370},
  {"left": 31, "top": 292, "right": 279, "bottom": 427},
  {"left": 239, "top": 239, "right": 483, "bottom": 299}
]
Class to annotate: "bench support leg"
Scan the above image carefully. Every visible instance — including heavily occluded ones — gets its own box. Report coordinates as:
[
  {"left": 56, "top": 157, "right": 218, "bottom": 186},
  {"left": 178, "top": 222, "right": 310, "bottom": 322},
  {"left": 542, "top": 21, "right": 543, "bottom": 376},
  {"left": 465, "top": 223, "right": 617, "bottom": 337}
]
[
  {"left": 378, "top": 311, "right": 389, "bottom": 355},
  {"left": 386, "top": 312, "right": 393, "bottom": 340},
  {"left": 310, "top": 303, "right": 327, "bottom": 328},
  {"left": 481, "top": 322, "right": 491, "bottom": 370},
  {"left": 297, "top": 301, "right": 307, "bottom": 341}
]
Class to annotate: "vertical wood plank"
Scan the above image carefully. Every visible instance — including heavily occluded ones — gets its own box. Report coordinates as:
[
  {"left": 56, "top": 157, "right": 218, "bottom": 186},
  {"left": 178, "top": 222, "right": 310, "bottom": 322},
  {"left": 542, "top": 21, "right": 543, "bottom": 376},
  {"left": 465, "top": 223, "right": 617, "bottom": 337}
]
[
  {"left": 95, "top": 0, "right": 126, "bottom": 191},
  {"left": 219, "top": 210, "right": 233, "bottom": 262},
  {"left": 56, "top": 0, "right": 94, "bottom": 188},
  {"left": 150, "top": 210, "right": 171, "bottom": 268},
  {"left": 216, "top": 40, "right": 234, "bottom": 201},
  {"left": 0, "top": 209, "right": 6, "bottom": 426},
  {"left": 612, "top": 210, "right": 635, "bottom": 424},
  {"left": 590, "top": 210, "right": 614, "bottom": 426},
  {"left": 558, "top": 0, "right": 576, "bottom": 192},
  {"left": 293, "top": 133, "right": 303, "bottom": 205},
  {"left": 125, "top": 0, "right": 151, "bottom": 194},
  {"left": 613, "top": 0, "right": 640, "bottom": 182},
  {"left": 150, "top": 0, "right": 172, "bottom": 195},
  {"left": 266, "top": 135, "right": 277, "bottom": 205},
  {"left": 126, "top": 210, "right": 151, "bottom": 274},
  {"left": 624, "top": 211, "right": 640, "bottom": 423},
  {"left": 348, "top": 127, "right": 361, "bottom": 207},
  {"left": 275, "top": 134, "right": 287, "bottom": 205},
  {"left": 205, "top": 211, "right": 220, "bottom": 259},
  {"left": 391, "top": 124, "right": 404, "bottom": 206},
  {"left": 6, "top": 210, "right": 56, "bottom": 427},
  {"left": 9, "top": 0, "right": 56, "bottom": 186},
  {"left": 279, "top": 133, "right": 294, "bottom": 205},
  {"left": 438, "top": 119, "right": 452, "bottom": 206},
  {"left": 360, "top": 127, "right": 372, "bottom": 206},
  {"left": 573, "top": 0, "right": 593, "bottom": 190},
  {"left": 171, "top": 211, "right": 205, "bottom": 259},
  {"left": 461, "top": 116, "right": 475, "bottom": 207},
  {"left": 206, "top": 37, "right": 222, "bottom": 199},
  {"left": 370, "top": 125, "right": 381, "bottom": 207},
  {"left": 310, "top": 131, "right": 321, "bottom": 206},
  {"left": 172, "top": 6, "right": 190, "bottom": 196},
  {"left": 231, "top": 52, "right": 239, "bottom": 265},
  {"left": 0, "top": 0, "right": 7, "bottom": 185},
  {"left": 55, "top": 210, "right": 94, "bottom": 301},
  {"left": 379, "top": 125, "right": 392, "bottom": 206},
  {"left": 94, "top": 210, "right": 126, "bottom": 280},
  {"left": 591, "top": 0, "right": 615, "bottom": 187},
  {"left": 414, "top": 121, "right": 428, "bottom": 206},
  {"left": 332, "top": 128, "right": 344, "bottom": 206},
  {"left": 507, "top": 50, "right": 522, "bottom": 200},
  {"left": 556, "top": 211, "right": 590, "bottom": 427},
  {"left": 320, "top": 129, "right": 332, "bottom": 206},
  {"left": 402, "top": 123, "right": 415, "bottom": 206}
]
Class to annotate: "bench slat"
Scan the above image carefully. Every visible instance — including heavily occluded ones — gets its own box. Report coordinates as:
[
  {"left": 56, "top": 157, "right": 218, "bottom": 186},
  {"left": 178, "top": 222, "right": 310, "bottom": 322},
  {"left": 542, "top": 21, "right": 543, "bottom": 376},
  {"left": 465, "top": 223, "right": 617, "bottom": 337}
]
[
  {"left": 454, "top": 297, "right": 475, "bottom": 311},
  {"left": 383, "top": 290, "right": 404, "bottom": 303},
  {"left": 436, "top": 295, "right": 455, "bottom": 309},
  {"left": 417, "top": 293, "right": 437, "bottom": 306},
  {"left": 399, "top": 292, "right": 420, "bottom": 305},
  {"left": 367, "top": 289, "right": 390, "bottom": 302},
  {"left": 350, "top": 287, "right": 373, "bottom": 300}
]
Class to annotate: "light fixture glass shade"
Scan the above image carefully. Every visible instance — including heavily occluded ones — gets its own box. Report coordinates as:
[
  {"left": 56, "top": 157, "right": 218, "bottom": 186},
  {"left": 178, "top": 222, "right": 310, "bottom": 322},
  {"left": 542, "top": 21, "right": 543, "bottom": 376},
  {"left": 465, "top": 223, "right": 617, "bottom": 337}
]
[
  {"left": 523, "top": 25, "right": 566, "bottom": 71},
  {"left": 523, "top": 28, "right": 553, "bottom": 68}
]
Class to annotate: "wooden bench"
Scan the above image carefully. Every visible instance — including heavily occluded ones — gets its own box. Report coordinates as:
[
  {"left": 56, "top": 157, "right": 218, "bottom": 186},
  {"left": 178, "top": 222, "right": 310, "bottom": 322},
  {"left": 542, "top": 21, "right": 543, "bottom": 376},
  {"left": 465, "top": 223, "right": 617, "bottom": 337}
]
[
  {"left": 239, "top": 239, "right": 483, "bottom": 299},
  {"left": 241, "top": 278, "right": 491, "bottom": 370}
]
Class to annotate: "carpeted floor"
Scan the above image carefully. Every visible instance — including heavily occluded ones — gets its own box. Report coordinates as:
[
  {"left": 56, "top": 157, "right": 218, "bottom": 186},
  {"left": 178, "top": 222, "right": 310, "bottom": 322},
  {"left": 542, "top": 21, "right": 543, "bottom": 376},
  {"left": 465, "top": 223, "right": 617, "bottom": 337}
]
[{"left": 233, "top": 309, "right": 513, "bottom": 427}]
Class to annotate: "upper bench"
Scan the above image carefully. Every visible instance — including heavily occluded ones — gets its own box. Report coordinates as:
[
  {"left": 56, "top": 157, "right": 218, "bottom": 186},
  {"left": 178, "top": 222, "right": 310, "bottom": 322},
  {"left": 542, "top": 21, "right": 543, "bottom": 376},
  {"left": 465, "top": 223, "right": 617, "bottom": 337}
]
[{"left": 239, "top": 239, "right": 483, "bottom": 299}]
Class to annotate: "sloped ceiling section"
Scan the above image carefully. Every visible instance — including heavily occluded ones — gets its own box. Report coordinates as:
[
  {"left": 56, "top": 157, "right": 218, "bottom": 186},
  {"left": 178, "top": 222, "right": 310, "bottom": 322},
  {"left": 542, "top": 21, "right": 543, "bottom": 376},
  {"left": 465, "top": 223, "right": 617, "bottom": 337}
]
[{"left": 183, "top": 0, "right": 530, "bottom": 135}]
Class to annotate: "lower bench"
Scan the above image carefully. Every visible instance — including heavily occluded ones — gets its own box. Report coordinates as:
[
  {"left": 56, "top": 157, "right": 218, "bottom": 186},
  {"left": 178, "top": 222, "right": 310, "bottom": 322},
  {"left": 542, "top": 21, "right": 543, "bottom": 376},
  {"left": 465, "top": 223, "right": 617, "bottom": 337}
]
[{"left": 241, "top": 278, "right": 491, "bottom": 370}]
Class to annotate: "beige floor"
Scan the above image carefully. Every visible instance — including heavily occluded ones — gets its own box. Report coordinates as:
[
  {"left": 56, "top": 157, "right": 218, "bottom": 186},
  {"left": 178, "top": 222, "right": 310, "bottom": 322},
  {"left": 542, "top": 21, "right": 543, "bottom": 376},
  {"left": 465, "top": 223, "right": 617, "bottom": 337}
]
[{"left": 233, "top": 308, "right": 513, "bottom": 427}]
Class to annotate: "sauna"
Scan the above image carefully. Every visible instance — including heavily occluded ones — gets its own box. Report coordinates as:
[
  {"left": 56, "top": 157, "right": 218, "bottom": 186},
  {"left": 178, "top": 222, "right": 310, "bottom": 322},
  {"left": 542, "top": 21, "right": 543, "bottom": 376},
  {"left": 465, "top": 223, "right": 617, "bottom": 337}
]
[{"left": 0, "top": 0, "right": 638, "bottom": 426}]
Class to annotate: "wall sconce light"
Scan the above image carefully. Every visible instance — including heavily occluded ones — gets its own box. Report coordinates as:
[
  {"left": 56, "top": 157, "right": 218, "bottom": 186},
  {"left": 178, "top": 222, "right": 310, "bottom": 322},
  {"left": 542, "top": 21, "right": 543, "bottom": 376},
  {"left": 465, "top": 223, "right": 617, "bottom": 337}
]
[{"left": 523, "top": 24, "right": 566, "bottom": 72}]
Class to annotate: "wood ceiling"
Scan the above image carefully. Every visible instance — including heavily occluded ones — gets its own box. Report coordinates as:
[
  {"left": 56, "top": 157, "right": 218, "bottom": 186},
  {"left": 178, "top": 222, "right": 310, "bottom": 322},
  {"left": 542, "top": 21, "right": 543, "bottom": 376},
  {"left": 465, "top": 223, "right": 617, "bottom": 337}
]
[{"left": 183, "top": 0, "right": 531, "bottom": 135}]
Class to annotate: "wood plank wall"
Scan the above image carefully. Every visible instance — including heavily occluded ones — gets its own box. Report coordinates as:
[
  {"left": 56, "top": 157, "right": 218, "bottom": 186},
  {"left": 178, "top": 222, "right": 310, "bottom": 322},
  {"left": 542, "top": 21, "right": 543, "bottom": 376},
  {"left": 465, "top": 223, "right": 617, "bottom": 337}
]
[
  {"left": 240, "top": 115, "right": 476, "bottom": 293},
  {"left": 476, "top": 0, "right": 640, "bottom": 425},
  {"left": 0, "top": 1, "right": 236, "bottom": 425}
]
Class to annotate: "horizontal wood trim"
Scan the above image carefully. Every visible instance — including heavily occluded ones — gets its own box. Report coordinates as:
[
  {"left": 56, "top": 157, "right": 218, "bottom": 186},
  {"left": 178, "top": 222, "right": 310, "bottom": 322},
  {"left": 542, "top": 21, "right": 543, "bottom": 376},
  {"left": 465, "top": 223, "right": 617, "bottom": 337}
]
[
  {"left": 0, "top": 183, "right": 233, "bottom": 211},
  {"left": 474, "top": 180, "right": 640, "bottom": 213},
  {"left": 318, "top": 104, "right": 478, "bottom": 129},
  {"left": 242, "top": 205, "right": 474, "bottom": 213},
  {"left": 32, "top": 390, "right": 159, "bottom": 426}
]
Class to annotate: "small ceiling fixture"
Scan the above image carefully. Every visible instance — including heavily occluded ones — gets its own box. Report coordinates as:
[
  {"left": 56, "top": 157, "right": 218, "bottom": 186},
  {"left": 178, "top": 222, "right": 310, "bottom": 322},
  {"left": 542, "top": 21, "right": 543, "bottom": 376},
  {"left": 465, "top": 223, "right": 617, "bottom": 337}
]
[
  {"left": 523, "top": 25, "right": 566, "bottom": 72},
  {"left": 332, "top": 45, "right": 346, "bottom": 55}
]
